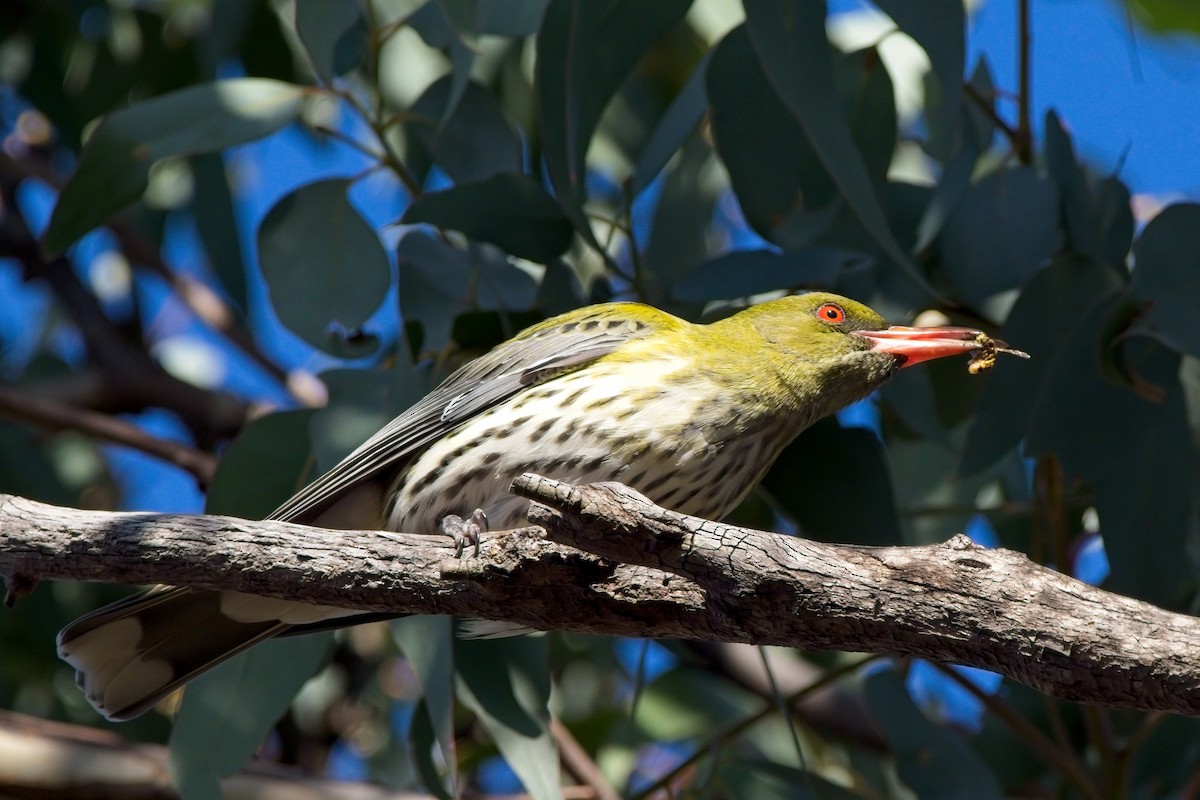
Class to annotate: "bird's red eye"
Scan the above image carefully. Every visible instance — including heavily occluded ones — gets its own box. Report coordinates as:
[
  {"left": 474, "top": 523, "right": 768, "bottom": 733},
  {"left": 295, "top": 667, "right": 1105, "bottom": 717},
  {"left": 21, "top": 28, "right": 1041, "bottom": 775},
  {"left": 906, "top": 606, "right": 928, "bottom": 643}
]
[{"left": 816, "top": 303, "right": 846, "bottom": 324}]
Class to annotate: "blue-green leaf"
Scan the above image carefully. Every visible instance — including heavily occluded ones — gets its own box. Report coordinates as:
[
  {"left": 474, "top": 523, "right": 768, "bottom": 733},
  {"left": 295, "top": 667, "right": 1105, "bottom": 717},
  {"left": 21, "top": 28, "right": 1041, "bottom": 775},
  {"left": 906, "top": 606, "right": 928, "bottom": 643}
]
[
  {"left": 258, "top": 179, "right": 391, "bottom": 358},
  {"left": 673, "top": 247, "right": 867, "bottom": 303},
  {"left": 45, "top": 79, "right": 307, "bottom": 255},
  {"left": 536, "top": 0, "right": 691, "bottom": 233},
  {"left": 1129, "top": 203, "right": 1200, "bottom": 359},
  {"left": 402, "top": 173, "right": 574, "bottom": 262},
  {"left": 294, "top": 0, "right": 366, "bottom": 82},
  {"left": 409, "top": 77, "right": 522, "bottom": 184},
  {"left": 457, "top": 637, "right": 559, "bottom": 800},
  {"left": 393, "top": 616, "right": 458, "bottom": 797},
  {"left": 865, "top": 670, "right": 1004, "bottom": 799},
  {"left": 206, "top": 410, "right": 316, "bottom": 518},
  {"left": 961, "top": 257, "right": 1125, "bottom": 475},
  {"left": 170, "top": 635, "right": 334, "bottom": 799},
  {"left": 396, "top": 228, "right": 539, "bottom": 349},
  {"left": 873, "top": 0, "right": 964, "bottom": 160},
  {"left": 631, "top": 51, "right": 712, "bottom": 197},
  {"left": 743, "top": 0, "right": 930, "bottom": 296}
]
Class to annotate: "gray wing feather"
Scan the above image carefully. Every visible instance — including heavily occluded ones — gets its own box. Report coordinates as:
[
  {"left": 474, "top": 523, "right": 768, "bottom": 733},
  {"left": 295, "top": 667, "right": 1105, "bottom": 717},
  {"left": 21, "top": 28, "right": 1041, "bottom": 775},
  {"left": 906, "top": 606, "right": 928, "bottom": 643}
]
[{"left": 267, "top": 306, "right": 660, "bottom": 524}]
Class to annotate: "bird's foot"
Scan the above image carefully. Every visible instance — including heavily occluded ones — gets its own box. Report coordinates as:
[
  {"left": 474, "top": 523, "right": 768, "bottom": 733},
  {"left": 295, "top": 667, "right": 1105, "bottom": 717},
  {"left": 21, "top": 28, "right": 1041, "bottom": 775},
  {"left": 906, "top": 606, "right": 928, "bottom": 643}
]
[{"left": 443, "top": 509, "right": 487, "bottom": 557}]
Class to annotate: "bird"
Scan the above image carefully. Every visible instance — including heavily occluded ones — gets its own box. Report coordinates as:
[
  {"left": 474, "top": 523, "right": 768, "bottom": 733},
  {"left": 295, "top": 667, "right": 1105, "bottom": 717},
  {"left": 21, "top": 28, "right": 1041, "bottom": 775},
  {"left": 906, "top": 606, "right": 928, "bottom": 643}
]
[{"left": 57, "top": 292, "right": 1026, "bottom": 721}]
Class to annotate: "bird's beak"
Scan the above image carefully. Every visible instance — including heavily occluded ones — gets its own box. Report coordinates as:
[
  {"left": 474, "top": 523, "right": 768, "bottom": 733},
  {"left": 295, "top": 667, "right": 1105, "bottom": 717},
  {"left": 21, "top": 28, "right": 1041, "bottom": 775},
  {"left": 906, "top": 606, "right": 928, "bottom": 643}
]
[{"left": 853, "top": 326, "right": 1028, "bottom": 368}]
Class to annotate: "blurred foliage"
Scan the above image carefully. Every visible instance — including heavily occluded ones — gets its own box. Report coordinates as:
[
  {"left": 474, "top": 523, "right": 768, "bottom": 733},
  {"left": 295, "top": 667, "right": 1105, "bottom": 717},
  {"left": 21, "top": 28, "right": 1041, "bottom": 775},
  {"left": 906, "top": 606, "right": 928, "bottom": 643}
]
[{"left": 2, "top": 0, "right": 1200, "bottom": 797}]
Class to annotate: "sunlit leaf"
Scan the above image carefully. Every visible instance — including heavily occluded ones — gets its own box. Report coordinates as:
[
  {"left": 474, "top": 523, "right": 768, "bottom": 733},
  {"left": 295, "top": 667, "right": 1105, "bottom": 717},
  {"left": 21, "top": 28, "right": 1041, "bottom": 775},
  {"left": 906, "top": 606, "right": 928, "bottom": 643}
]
[
  {"left": 45, "top": 79, "right": 307, "bottom": 255},
  {"left": 258, "top": 179, "right": 391, "bottom": 358}
]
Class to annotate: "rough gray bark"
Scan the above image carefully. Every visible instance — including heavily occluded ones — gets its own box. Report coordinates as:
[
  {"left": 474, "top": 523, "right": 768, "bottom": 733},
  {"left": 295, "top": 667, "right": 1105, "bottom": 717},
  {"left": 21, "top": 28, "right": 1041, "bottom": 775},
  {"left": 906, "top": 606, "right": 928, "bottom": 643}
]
[{"left": 2, "top": 476, "right": 1199, "bottom": 716}]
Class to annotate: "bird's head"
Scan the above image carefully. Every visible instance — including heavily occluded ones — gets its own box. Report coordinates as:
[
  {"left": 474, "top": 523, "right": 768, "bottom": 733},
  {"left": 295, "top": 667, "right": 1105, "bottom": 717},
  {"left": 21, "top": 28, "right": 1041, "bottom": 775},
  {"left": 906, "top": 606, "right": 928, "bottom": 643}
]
[{"left": 717, "top": 292, "right": 1026, "bottom": 416}]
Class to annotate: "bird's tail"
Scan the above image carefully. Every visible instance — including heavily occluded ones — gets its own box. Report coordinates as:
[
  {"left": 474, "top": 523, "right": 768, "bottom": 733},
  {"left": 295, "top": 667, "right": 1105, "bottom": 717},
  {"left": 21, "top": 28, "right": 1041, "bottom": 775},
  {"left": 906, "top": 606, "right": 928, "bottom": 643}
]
[{"left": 57, "top": 587, "right": 300, "bottom": 720}]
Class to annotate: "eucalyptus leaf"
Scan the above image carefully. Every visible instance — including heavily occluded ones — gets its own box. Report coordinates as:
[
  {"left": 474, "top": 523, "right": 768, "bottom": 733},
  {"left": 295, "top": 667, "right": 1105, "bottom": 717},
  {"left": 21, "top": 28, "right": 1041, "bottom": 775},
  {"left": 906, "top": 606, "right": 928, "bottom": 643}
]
[
  {"left": 941, "top": 167, "right": 1063, "bottom": 308},
  {"left": 258, "top": 179, "right": 391, "bottom": 358},
  {"left": 409, "top": 77, "right": 523, "bottom": 184},
  {"left": 961, "top": 256, "right": 1125, "bottom": 475},
  {"left": 295, "top": 0, "right": 366, "bottom": 82},
  {"left": 205, "top": 410, "right": 316, "bottom": 518},
  {"left": 763, "top": 418, "right": 903, "bottom": 546},
  {"left": 673, "top": 247, "right": 866, "bottom": 303},
  {"left": 631, "top": 51, "right": 713, "bottom": 197},
  {"left": 864, "top": 670, "right": 1004, "bottom": 800},
  {"left": 170, "top": 635, "right": 334, "bottom": 799},
  {"left": 743, "top": 0, "right": 930, "bottom": 296},
  {"left": 536, "top": 0, "right": 691, "bottom": 234},
  {"left": 1129, "top": 203, "right": 1200, "bottom": 358},
  {"left": 393, "top": 616, "right": 458, "bottom": 797},
  {"left": 457, "top": 637, "right": 559, "bottom": 800},
  {"left": 396, "top": 228, "right": 539, "bottom": 349},
  {"left": 401, "top": 173, "right": 573, "bottom": 262},
  {"left": 873, "top": 0, "right": 964, "bottom": 160},
  {"left": 45, "top": 79, "right": 307, "bottom": 255}
]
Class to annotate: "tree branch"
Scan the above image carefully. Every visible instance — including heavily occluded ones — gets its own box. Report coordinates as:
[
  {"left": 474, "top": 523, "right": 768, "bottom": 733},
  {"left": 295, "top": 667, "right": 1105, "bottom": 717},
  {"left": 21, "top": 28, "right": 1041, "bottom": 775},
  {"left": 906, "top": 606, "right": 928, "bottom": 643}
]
[{"left": 2, "top": 479, "right": 1199, "bottom": 717}]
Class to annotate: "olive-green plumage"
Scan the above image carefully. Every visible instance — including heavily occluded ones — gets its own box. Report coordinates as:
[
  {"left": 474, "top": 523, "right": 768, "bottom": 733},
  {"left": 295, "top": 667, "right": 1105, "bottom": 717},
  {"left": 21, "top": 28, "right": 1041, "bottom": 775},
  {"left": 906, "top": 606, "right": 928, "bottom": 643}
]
[{"left": 57, "top": 291, "right": 981, "bottom": 721}]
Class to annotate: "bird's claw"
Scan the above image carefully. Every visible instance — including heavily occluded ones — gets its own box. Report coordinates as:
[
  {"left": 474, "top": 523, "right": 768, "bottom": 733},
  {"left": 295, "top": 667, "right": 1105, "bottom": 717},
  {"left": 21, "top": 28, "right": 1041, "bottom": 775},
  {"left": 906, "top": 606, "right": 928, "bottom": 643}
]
[{"left": 443, "top": 509, "right": 487, "bottom": 557}]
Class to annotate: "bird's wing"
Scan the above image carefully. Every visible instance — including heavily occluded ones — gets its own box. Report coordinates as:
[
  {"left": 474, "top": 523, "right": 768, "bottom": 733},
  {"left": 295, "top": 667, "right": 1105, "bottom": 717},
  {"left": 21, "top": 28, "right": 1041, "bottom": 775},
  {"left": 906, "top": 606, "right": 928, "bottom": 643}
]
[{"left": 267, "top": 303, "right": 670, "bottom": 524}]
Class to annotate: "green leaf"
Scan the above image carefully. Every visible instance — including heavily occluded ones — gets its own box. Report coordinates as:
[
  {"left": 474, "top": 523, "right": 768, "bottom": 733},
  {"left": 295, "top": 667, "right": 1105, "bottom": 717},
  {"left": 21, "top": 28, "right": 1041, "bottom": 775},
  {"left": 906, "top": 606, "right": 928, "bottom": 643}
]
[
  {"left": 536, "top": 0, "right": 691, "bottom": 234},
  {"left": 170, "top": 635, "right": 334, "bottom": 799},
  {"left": 864, "top": 670, "right": 1004, "bottom": 800},
  {"left": 410, "top": 699, "right": 454, "bottom": 800},
  {"left": 1125, "top": 0, "right": 1200, "bottom": 35},
  {"left": 743, "top": 0, "right": 930, "bottom": 296},
  {"left": 1027, "top": 300, "right": 1193, "bottom": 605},
  {"left": 873, "top": 0, "right": 964, "bottom": 160},
  {"left": 764, "top": 418, "right": 902, "bottom": 546},
  {"left": 457, "top": 637, "right": 559, "bottom": 800},
  {"left": 941, "top": 167, "right": 1063, "bottom": 308},
  {"left": 716, "top": 760, "right": 869, "bottom": 800},
  {"left": 640, "top": 135, "right": 721, "bottom": 299},
  {"left": 707, "top": 26, "right": 820, "bottom": 239},
  {"left": 634, "top": 667, "right": 760, "bottom": 740},
  {"left": 258, "top": 179, "right": 391, "bottom": 358},
  {"left": 402, "top": 173, "right": 574, "bottom": 262},
  {"left": 205, "top": 410, "right": 316, "bottom": 518},
  {"left": 393, "top": 616, "right": 458, "bottom": 797},
  {"left": 673, "top": 247, "right": 866, "bottom": 303},
  {"left": 476, "top": 0, "right": 551, "bottom": 36},
  {"left": 961, "top": 257, "right": 1125, "bottom": 475},
  {"left": 396, "top": 228, "right": 540, "bottom": 349},
  {"left": 409, "top": 0, "right": 479, "bottom": 127},
  {"left": 295, "top": 0, "right": 366, "bottom": 82},
  {"left": 1129, "top": 203, "right": 1200, "bottom": 359},
  {"left": 44, "top": 78, "right": 307, "bottom": 255},
  {"left": 409, "top": 77, "right": 523, "bottom": 184},
  {"left": 631, "top": 51, "right": 712, "bottom": 197},
  {"left": 190, "top": 152, "right": 249, "bottom": 311}
]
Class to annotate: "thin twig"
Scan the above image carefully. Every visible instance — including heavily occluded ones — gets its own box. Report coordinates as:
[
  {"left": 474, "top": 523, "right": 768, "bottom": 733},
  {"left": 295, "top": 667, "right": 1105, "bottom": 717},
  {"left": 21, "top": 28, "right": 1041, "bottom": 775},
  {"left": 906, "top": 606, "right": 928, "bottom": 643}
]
[
  {"left": 1016, "top": 0, "right": 1034, "bottom": 164},
  {"left": 550, "top": 717, "right": 622, "bottom": 800},
  {"left": 0, "top": 385, "right": 218, "bottom": 487},
  {"left": 932, "top": 663, "right": 1101, "bottom": 800}
]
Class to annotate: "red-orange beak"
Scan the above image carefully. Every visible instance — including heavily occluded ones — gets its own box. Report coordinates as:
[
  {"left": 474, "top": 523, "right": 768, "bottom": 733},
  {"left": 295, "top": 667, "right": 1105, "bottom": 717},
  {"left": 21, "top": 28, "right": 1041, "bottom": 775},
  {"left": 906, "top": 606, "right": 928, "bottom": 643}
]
[{"left": 854, "top": 326, "right": 1029, "bottom": 368}]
